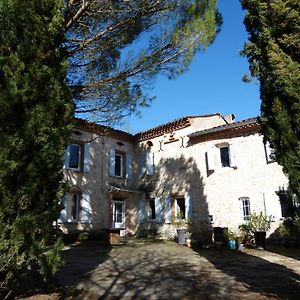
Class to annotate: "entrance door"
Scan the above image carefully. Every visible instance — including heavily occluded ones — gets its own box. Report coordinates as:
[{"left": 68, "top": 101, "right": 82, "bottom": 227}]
[{"left": 112, "top": 200, "right": 125, "bottom": 229}]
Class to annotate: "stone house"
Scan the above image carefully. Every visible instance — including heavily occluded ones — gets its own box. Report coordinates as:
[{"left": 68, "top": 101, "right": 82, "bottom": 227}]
[{"left": 58, "top": 113, "right": 289, "bottom": 240}]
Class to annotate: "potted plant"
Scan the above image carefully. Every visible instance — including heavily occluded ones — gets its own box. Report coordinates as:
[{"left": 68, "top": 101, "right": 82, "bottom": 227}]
[
  {"left": 226, "top": 228, "right": 236, "bottom": 250},
  {"left": 171, "top": 213, "right": 191, "bottom": 245},
  {"left": 239, "top": 212, "right": 271, "bottom": 250}
]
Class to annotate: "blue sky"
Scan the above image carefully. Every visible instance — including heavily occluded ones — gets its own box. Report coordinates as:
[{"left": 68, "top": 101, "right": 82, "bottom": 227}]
[{"left": 121, "top": 0, "right": 261, "bottom": 134}]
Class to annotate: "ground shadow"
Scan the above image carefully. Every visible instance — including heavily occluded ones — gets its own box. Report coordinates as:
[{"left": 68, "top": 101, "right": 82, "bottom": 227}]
[
  {"left": 67, "top": 240, "right": 228, "bottom": 299},
  {"left": 55, "top": 240, "right": 112, "bottom": 287},
  {"left": 198, "top": 247, "right": 300, "bottom": 299}
]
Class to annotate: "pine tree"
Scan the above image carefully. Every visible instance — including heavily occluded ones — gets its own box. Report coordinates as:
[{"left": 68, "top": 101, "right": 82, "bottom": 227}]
[
  {"left": 64, "top": 0, "right": 222, "bottom": 123},
  {"left": 0, "top": 0, "right": 73, "bottom": 294},
  {"left": 241, "top": 0, "right": 300, "bottom": 198}
]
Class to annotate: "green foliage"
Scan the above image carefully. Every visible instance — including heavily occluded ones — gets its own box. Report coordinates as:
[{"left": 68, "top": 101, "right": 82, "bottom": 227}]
[
  {"left": 278, "top": 214, "right": 300, "bottom": 239},
  {"left": 171, "top": 212, "right": 192, "bottom": 229},
  {"left": 65, "top": 0, "right": 222, "bottom": 124},
  {"left": 241, "top": 0, "right": 300, "bottom": 198},
  {"left": 0, "top": 0, "right": 73, "bottom": 296},
  {"left": 239, "top": 212, "right": 271, "bottom": 242}
]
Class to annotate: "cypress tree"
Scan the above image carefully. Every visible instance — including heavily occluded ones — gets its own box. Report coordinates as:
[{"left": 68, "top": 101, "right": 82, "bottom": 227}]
[
  {"left": 241, "top": 0, "right": 300, "bottom": 198},
  {"left": 0, "top": 0, "right": 73, "bottom": 294}
]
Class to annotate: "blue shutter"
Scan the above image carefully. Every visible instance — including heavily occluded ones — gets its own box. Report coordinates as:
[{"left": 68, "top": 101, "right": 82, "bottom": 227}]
[
  {"left": 138, "top": 198, "right": 145, "bottom": 224},
  {"left": 155, "top": 197, "right": 162, "bottom": 223},
  {"left": 185, "top": 192, "right": 193, "bottom": 221},
  {"left": 59, "top": 196, "right": 67, "bottom": 223},
  {"left": 126, "top": 153, "right": 132, "bottom": 179},
  {"left": 108, "top": 149, "right": 115, "bottom": 176},
  {"left": 83, "top": 143, "right": 91, "bottom": 173},
  {"left": 146, "top": 152, "right": 154, "bottom": 175},
  {"left": 63, "top": 145, "right": 70, "bottom": 169},
  {"left": 81, "top": 192, "right": 90, "bottom": 223},
  {"left": 139, "top": 152, "right": 146, "bottom": 177},
  {"left": 164, "top": 195, "right": 171, "bottom": 224}
]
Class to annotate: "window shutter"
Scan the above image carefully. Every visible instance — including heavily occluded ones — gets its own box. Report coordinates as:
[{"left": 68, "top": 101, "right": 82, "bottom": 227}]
[
  {"left": 139, "top": 152, "right": 146, "bottom": 177},
  {"left": 58, "top": 196, "right": 67, "bottom": 223},
  {"left": 146, "top": 151, "right": 154, "bottom": 175},
  {"left": 108, "top": 149, "right": 115, "bottom": 176},
  {"left": 126, "top": 153, "right": 132, "bottom": 179},
  {"left": 164, "top": 195, "right": 171, "bottom": 224},
  {"left": 185, "top": 192, "right": 193, "bottom": 221},
  {"left": 206, "top": 146, "right": 217, "bottom": 171},
  {"left": 138, "top": 198, "right": 145, "bottom": 224},
  {"left": 83, "top": 143, "right": 91, "bottom": 173},
  {"left": 155, "top": 197, "right": 162, "bottom": 223},
  {"left": 63, "top": 145, "right": 70, "bottom": 169},
  {"left": 229, "top": 143, "right": 237, "bottom": 168},
  {"left": 264, "top": 192, "right": 282, "bottom": 220},
  {"left": 81, "top": 192, "right": 90, "bottom": 223}
]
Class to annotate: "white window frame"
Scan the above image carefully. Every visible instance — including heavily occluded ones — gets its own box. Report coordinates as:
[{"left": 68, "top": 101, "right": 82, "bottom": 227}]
[{"left": 240, "top": 197, "right": 251, "bottom": 220}]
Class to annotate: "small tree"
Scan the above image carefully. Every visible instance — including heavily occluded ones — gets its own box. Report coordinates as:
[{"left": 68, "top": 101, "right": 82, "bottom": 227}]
[{"left": 0, "top": 0, "right": 73, "bottom": 296}]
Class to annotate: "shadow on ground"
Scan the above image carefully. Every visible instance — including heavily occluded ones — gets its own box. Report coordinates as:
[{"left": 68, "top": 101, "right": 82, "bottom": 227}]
[
  {"left": 199, "top": 247, "right": 300, "bottom": 299},
  {"left": 16, "top": 239, "right": 300, "bottom": 299},
  {"left": 56, "top": 240, "right": 300, "bottom": 299}
]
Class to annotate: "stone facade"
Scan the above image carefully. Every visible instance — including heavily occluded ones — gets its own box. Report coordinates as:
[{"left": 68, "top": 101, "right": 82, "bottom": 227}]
[{"left": 59, "top": 113, "right": 289, "bottom": 240}]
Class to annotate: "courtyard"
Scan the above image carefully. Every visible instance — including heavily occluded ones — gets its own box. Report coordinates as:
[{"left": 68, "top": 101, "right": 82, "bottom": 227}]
[{"left": 19, "top": 239, "right": 300, "bottom": 299}]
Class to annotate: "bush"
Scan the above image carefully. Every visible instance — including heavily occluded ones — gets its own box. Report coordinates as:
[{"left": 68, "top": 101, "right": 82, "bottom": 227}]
[{"left": 239, "top": 212, "right": 271, "bottom": 245}]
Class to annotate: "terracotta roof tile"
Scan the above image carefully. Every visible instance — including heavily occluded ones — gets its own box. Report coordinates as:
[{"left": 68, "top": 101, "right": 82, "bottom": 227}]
[{"left": 134, "top": 113, "right": 221, "bottom": 142}]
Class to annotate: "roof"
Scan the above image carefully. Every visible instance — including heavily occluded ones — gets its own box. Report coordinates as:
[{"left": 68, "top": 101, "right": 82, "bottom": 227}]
[
  {"left": 188, "top": 118, "right": 261, "bottom": 143},
  {"left": 74, "top": 118, "right": 135, "bottom": 143},
  {"left": 134, "top": 113, "right": 221, "bottom": 142},
  {"left": 74, "top": 115, "right": 260, "bottom": 144}
]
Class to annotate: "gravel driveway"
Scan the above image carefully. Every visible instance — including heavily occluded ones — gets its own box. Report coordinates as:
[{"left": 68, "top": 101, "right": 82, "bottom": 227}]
[{"left": 51, "top": 239, "right": 300, "bottom": 299}]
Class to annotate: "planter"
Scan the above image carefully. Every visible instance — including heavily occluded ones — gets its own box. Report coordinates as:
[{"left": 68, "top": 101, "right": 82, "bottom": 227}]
[
  {"left": 228, "top": 239, "right": 236, "bottom": 250},
  {"left": 213, "top": 227, "right": 226, "bottom": 247},
  {"left": 254, "top": 231, "right": 266, "bottom": 250},
  {"left": 177, "top": 228, "right": 186, "bottom": 245}
]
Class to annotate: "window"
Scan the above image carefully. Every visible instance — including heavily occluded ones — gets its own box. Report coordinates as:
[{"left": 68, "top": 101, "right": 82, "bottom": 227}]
[
  {"left": 206, "top": 143, "right": 237, "bottom": 171},
  {"left": 240, "top": 197, "right": 251, "bottom": 220},
  {"left": 115, "top": 152, "right": 124, "bottom": 177},
  {"left": 59, "top": 193, "right": 80, "bottom": 223},
  {"left": 149, "top": 199, "right": 156, "bottom": 220},
  {"left": 109, "top": 149, "right": 132, "bottom": 178},
  {"left": 176, "top": 198, "right": 186, "bottom": 219},
  {"left": 68, "top": 144, "right": 81, "bottom": 170},
  {"left": 220, "top": 146, "right": 230, "bottom": 167},
  {"left": 70, "top": 194, "right": 80, "bottom": 221},
  {"left": 265, "top": 141, "right": 275, "bottom": 163}
]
